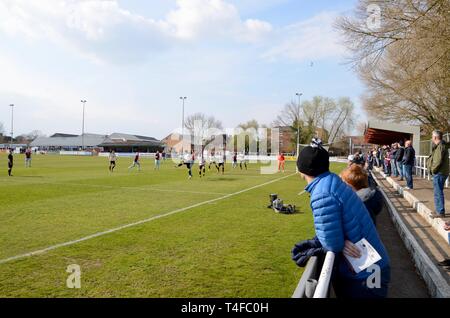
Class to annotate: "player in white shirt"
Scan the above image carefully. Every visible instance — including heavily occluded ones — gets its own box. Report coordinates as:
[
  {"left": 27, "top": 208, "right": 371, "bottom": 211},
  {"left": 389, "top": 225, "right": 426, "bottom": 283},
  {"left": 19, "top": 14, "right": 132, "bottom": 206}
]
[
  {"left": 238, "top": 152, "right": 248, "bottom": 170},
  {"left": 216, "top": 152, "right": 225, "bottom": 175},
  {"left": 198, "top": 155, "right": 206, "bottom": 178},
  {"left": 108, "top": 150, "right": 117, "bottom": 172},
  {"left": 176, "top": 151, "right": 194, "bottom": 179},
  {"left": 208, "top": 151, "right": 218, "bottom": 171}
]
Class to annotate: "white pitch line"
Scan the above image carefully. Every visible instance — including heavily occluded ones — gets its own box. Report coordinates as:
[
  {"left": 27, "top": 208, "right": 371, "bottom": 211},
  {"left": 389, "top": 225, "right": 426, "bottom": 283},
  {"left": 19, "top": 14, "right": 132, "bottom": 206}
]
[
  {"left": 59, "top": 182, "right": 230, "bottom": 196},
  {"left": 0, "top": 173, "right": 295, "bottom": 265},
  {"left": 1, "top": 179, "right": 229, "bottom": 196}
]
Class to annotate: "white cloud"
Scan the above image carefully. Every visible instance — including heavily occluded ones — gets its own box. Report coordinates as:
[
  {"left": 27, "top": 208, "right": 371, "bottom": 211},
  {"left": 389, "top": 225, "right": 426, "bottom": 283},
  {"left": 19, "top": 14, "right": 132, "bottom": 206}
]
[
  {"left": 166, "top": 0, "right": 272, "bottom": 42},
  {"left": 0, "top": 0, "right": 272, "bottom": 64},
  {"left": 0, "top": 1, "right": 343, "bottom": 64},
  {"left": 262, "top": 12, "right": 346, "bottom": 62},
  {"left": 0, "top": 0, "right": 171, "bottom": 64}
]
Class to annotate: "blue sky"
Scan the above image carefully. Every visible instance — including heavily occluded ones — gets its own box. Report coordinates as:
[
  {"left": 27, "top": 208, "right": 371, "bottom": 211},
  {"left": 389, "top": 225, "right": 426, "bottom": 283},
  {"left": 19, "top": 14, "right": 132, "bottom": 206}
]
[{"left": 0, "top": 0, "right": 365, "bottom": 139}]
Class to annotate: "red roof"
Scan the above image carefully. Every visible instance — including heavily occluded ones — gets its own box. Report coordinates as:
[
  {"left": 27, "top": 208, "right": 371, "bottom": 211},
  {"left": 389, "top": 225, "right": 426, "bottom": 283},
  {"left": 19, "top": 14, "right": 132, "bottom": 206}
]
[{"left": 365, "top": 128, "right": 411, "bottom": 145}]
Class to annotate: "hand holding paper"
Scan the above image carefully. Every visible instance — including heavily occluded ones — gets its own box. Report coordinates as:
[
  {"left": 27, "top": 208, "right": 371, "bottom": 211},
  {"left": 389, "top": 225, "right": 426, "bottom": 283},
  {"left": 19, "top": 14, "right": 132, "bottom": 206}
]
[{"left": 344, "top": 238, "right": 382, "bottom": 274}]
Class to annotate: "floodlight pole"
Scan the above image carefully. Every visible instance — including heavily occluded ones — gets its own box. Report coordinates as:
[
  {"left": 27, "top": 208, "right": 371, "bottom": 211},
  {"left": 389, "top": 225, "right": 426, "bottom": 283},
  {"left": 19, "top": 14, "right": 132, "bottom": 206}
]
[
  {"left": 81, "top": 100, "right": 87, "bottom": 150},
  {"left": 180, "top": 96, "right": 187, "bottom": 154},
  {"left": 9, "top": 104, "right": 14, "bottom": 149},
  {"left": 295, "top": 93, "right": 303, "bottom": 157}
]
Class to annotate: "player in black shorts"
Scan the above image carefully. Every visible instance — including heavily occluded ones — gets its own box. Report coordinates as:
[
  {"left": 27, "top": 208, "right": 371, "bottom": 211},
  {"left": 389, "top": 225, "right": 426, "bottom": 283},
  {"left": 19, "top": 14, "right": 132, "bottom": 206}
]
[
  {"left": 208, "top": 151, "right": 218, "bottom": 171},
  {"left": 216, "top": 153, "right": 225, "bottom": 175},
  {"left": 232, "top": 152, "right": 238, "bottom": 169},
  {"left": 176, "top": 151, "right": 194, "bottom": 179},
  {"left": 7, "top": 149, "right": 13, "bottom": 176},
  {"left": 109, "top": 150, "right": 117, "bottom": 172},
  {"left": 199, "top": 155, "right": 206, "bottom": 178}
]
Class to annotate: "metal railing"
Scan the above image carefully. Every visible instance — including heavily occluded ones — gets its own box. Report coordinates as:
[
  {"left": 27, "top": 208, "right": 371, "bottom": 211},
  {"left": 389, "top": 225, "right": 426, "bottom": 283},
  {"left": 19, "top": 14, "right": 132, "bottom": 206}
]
[
  {"left": 292, "top": 251, "right": 335, "bottom": 298},
  {"left": 419, "top": 133, "right": 450, "bottom": 156},
  {"left": 415, "top": 155, "right": 449, "bottom": 188}
]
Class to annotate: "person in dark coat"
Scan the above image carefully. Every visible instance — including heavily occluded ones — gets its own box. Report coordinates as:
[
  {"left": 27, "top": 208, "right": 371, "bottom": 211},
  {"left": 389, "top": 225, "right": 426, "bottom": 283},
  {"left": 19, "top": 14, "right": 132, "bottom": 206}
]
[
  {"left": 395, "top": 141, "right": 405, "bottom": 181},
  {"left": 383, "top": 146, "right": 391, "bottom": 176},
  {"left": 7, "top": 149, "right": 13, "bottom": 176},
  {"left": 389, "top": 144, "right": 398, "bottom": 177},
  {"left": 402, "top": 140, "right": 416, "bottom": 189}
]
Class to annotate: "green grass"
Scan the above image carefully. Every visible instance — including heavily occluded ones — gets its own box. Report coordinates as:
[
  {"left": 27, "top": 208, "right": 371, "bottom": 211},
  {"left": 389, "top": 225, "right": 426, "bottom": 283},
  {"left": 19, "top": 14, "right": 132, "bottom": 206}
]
[{"left": 0, "top": 153, "right": 345, "bottom": 297}]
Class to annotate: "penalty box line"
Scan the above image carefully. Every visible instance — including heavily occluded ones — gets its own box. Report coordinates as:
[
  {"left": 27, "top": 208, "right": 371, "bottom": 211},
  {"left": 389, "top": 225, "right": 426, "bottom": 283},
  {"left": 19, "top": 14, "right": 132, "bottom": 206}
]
[{"left": 0, "top": 173, "right": 296, "bottom": 265}]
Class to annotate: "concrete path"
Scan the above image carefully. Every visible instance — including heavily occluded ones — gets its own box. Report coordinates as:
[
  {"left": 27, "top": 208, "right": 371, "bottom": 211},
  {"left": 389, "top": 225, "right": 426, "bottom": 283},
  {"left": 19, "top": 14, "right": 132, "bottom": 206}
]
[{"left": 376, "top": 194, "right": 430, "bottom": 298}]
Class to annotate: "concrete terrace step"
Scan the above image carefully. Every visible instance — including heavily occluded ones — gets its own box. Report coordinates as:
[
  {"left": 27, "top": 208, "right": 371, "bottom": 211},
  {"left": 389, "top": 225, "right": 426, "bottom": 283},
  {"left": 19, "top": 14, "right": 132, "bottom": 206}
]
[
  {"left": 373, "top": 167, "right": 450, "bottom": 245},
  {"left": 372, "top": 169, "right": 450, "bottom": 298}
]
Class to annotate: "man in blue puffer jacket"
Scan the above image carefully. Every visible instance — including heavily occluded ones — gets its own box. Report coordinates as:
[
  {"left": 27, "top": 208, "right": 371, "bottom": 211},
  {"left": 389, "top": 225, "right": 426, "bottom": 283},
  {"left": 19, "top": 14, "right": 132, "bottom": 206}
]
[{"left": 297, "top": 140, "right": 391, "bottom": 298}]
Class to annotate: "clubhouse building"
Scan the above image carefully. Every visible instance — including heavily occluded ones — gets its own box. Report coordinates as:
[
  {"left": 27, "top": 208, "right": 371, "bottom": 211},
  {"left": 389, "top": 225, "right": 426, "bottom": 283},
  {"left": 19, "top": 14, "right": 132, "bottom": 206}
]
[{"left": 30, "top": 132, "right": 163, "bottom": 153}]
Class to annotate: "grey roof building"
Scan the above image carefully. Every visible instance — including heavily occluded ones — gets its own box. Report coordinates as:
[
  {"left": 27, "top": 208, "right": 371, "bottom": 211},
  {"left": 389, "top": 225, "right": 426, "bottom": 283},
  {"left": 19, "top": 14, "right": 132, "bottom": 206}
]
[
  {"left": 31, "top": 133, "right": 107, "bottom": 149},
  {"left": 99, "top": 133, "right": 161, "bottom": 150},
  {"left": 30, "top": 132, "right": 162, "bottom": 152}
]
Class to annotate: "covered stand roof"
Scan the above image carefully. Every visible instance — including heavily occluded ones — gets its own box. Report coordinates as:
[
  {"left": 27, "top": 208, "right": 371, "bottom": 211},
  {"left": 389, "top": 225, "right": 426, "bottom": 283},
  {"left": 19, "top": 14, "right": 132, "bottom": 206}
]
[
  {"left": 364, "top": 128, "right": 412, "bottom": 145},
  {"left": 364, "top": 121, "right": 421, "bottom": 152}
]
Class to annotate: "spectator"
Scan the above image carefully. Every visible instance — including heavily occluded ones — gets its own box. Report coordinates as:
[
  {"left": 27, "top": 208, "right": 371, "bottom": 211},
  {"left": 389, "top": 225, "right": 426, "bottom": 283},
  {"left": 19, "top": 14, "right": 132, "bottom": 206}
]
[
  {"left": 402, "top": 140, "right": 416, "bottom": 190},
  {"left": 427, "top": 130, "right": 449, "bottom": 218},
  {"left": 373, "top": 148, "right": 380, "bottom": 167},
  {"left": 396, "top": 141, "right": 405, "bottom": 181},
  {"left": 367, "top": 151, "right": 374, "bottom": 170},
  {"left": 347, "top": 154, "right": 356, "bottom": 167},
  {"left": 390, "top": 144, "right": 398, "bottom": 177},
  {"left": 296, "top": 140, "right": 390, "bottom": 298},
  {"left": 348, "top": 152, "right": 377, "bottom": 189},
  {"left": 340, "top": 164, "right": 383, "bottom": 225},
  {"left": 383, "top": 146, "right": 391, "bottom": 176},
  {"left": 377, "top": 147, "right": 383, "bottom": 168},
  {"left": 354, "top": 152, "right": 365, "bottom": 166}
]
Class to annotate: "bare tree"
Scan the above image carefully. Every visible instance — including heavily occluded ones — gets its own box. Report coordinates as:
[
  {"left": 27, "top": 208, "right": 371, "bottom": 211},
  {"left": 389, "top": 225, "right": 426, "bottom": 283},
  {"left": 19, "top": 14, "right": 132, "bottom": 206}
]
[
  {"left": 274, "top": 96, "right": 356, "bottom": 144},
  {"left": 26, "top": 130, "right": 45, "bottom": 141},
  {"left": 336, "top": 0, "right": 450, "bottom": 133},
  {"left": 184, "top": 113, "right": 223, "bottom": 155},
  {"left": 274, "top": 102, "right": 301, "bottom": 128},
  {"left": 328, "top": 97, "right": 356, "bottom": 144},
  {"left": 273, "top": 101, "right": 311, "bottom": 146}
]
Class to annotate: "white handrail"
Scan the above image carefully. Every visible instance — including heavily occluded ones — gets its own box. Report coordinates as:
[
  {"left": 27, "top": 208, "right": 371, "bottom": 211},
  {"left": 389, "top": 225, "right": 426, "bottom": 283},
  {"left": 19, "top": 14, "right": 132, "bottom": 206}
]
[
  {"left": 415, "top": 155, "right": 449, "bottom": 188},
  {"left": 313, "top": 251, "right": 335, "bottom": 298},
  {"left": 292, "top": 256, "right": 319, "bottom": 298}
]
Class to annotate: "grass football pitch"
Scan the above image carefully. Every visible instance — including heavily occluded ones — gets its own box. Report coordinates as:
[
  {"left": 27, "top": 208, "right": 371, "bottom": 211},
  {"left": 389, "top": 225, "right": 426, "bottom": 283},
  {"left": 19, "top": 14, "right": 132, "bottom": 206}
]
[{"left": 0, "top": 153, "right": 345, "bottom": 297}]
